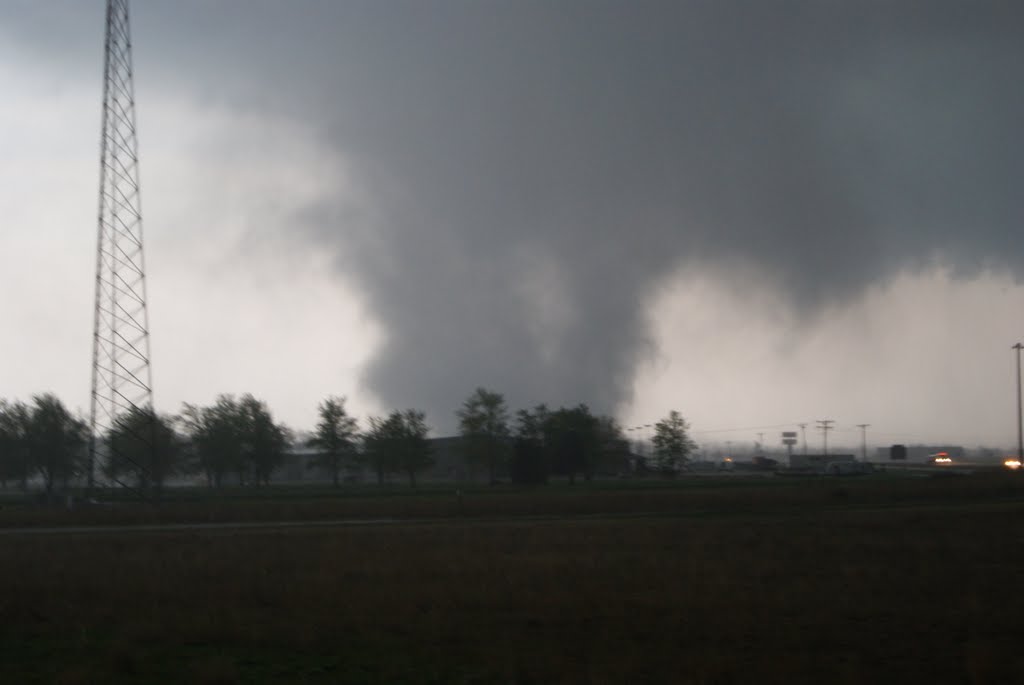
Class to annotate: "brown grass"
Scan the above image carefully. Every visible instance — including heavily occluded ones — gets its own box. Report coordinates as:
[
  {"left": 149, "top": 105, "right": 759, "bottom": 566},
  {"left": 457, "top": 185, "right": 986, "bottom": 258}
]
[{"left": 2, "top": 475, "right": 1024, "bottom": 683}]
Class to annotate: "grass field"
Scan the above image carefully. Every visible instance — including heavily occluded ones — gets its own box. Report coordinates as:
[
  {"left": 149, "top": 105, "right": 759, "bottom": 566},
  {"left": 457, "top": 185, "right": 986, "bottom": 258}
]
[{"left": 2, "top": 474, "right": 1023, "bottom": 683}]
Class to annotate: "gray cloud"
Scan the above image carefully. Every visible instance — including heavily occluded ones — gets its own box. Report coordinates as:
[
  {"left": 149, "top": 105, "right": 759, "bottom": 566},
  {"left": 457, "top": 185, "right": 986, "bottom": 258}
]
[
  {"left": 5, "top": 1, "right": 1022, "bottom": 431},
  {"left": 298, "top": 2, "right": 1024, "bottom": 425}
]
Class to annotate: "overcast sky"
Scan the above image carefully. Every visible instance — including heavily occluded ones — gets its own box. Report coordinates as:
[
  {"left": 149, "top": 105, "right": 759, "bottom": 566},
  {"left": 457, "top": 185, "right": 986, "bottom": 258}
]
[{"left": 2, "top": 0, "right": 1023, "bottom": 450}]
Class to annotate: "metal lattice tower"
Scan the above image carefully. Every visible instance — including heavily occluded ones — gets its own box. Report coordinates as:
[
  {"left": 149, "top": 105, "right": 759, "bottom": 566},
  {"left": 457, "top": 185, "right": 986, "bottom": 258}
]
[{"left": 88, "top": 0, "right": 154, "bottom": 492}]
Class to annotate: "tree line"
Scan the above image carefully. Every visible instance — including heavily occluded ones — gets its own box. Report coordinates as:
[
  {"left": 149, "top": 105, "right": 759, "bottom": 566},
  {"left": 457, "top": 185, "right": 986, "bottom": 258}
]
[
  {"left": 454, "top": 388, "right": 697, "bottom": 485},
  {"left": 0, "top": 388, "right": 697, "bottom": 496}
]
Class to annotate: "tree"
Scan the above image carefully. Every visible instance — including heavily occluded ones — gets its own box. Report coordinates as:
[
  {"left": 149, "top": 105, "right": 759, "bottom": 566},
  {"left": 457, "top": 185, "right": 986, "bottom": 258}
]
[
  {"left": 545, "top": 405, "right": 596, "bottom": 484},
  {"left": 180, "top": 395, "right": 290, "bottom": 487},
  {"left": 364, "top": 414, "right": 400, "bottom": 485},
  {"left": 365, "top": 410, "right": 433, "bottom": 487},
  {"left": 510, "top": 405, "right": 549, "bottom": 485},
  {"left": 25, "top": 394, "right": 87, "bottom": 496},
  {"left": 507, "top": 404, "right": 628, "bottom": 484},
  {"left": 239, "top": 394, "right": 290, "bottom": 487},
  {"left": 652, "top": 410, "right": 697, "bottom": 475},
  {"left": 594, "top": 415, "right": 631, "bottom": 476},
  {"left": 397, "top": 409, "right": 432, "bottom": 487},
  {"left": 457, "top": 387, "right": 510, "bottom": 483},
  {"left": 180, "top": 395, "right": 244, "bottom": 488},
  {"left": 0, "top": 400, "right": 31, "bottom": 490},
  {"left": 307, "top": 396, "right": 360, "bottom": 487},
  {"left": 104, "top": 406, "right": 182, "bottom": 493}
]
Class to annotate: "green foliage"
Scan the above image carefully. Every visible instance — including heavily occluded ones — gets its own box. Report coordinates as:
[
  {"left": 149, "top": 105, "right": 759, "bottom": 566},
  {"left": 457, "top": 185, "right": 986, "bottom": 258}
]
[
  {"left": 456, "top": 387, "right": 510, "bottom": 483},
  {"left": 545, "top": 405, "right": 596, "bottom": 483},
  {"left": 0, "top": 399, "right": 31, "bottom": 490},
  {"left": 511, "top": 404, "right": 627, "bottom": 484},
  {"left": 240, "top": 395, "right": 291, "bottom": 487},
  {"left": 399, "top": 409, "right": 432, "bottom": 486},
  {"left": 364, "top": 414, "right": 398, "bottom": 484},
  {"left": 181, "top": 395, "right": 243, "bottom": 488},
  {"left": 510, "top": 406, "right": 550, "bottom": 485},
  {"left": 307, "top": 396, "right": 360, "bottom": 486},
  {"left": 365, "top": 409, "right": 433, "bottom": 487},
  {"left": 514, "top": 404, "right": 549, "bottom": 444},
  {"left": 594, "top": 415, "right": 631, "bottom": 475},
  {"left": 180, "top": 394, "right": 290, "bottom": 488},
  {"left": 25, "top": 393, "right": 87, "bottom": 495},
  {"left": 104, "top": 406, "right": 182, "bottom": 493},
  {"left": 652, "top": 410, "right": 697, "bottom": 474}
]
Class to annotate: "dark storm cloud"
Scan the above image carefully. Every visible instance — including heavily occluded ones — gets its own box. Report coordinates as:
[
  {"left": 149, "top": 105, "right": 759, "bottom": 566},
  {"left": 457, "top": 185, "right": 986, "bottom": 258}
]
[{"left": 7, "top": 1, "right": 1022, "bottom": 427}]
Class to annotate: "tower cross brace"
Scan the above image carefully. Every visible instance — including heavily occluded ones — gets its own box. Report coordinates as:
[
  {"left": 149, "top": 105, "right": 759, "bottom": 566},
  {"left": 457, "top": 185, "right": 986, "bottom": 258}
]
[{"left": 88, "top": 0, "right": 155, "bottom": 495}]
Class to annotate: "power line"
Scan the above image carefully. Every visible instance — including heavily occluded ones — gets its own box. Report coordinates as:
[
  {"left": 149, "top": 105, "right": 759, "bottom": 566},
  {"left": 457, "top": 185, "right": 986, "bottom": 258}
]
[
  {"left": 856, "top": 424, "right": 870, "bottom": 461},
  {"left": 691, "top": 422, "right": 802, "bottom": 435},
  {"left": 816, "top": 420, "right": 835, "bottom": 456}
]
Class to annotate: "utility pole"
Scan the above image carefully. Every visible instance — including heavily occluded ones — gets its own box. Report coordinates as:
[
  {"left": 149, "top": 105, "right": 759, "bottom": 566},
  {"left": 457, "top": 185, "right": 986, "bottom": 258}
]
[
  {"left": 816, "top": 420, "right": 834, "bottom": 456},
  {"left": 798, "top": 423, "right": 807, "bottom": 455},
  {"left": 88, "top": 0, "right": 155, "bottom": 496},
  {"left": 756, "top": 432, "right": 764, "bottom": 454},
  {"left": 1015, "top": 344, "right": 1023, "bottom": 468},
  {"left": 856, "top": 424, "right": 870, "bottom": 462}
]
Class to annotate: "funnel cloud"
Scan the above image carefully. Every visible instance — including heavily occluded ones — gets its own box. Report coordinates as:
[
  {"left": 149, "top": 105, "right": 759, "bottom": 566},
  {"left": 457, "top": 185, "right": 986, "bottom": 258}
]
[{"left": 290, "top": 2, "right": 1024, "bottom": 422}]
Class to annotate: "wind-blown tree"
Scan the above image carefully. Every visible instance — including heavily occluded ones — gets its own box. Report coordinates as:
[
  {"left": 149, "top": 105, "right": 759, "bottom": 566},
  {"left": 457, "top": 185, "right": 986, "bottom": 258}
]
[
  {"left": 307, "top": 396, "right": 360, "bottom": 487},
  {"left": 365, "top": 410, "right": 433, "bottom": 487},
  {"left": 508, "top": 404, "right": 626, "bottom": 484},
  {"left": 365, "top": 414, "right": 401, "bottom": 485},
  {"left": 594, "top": 415, "right": 631, "bottom": 476},
  {"left": 26, "top": 393, "right": 87, "bottom": 496},
  {"left": 652, "top": 410, "right": 698, "bottom": 474},
  {"left": 398, "top": 409, "right": 432, "bottom": 487},
  {"left": 510, "top": 404, "right": 550, "bottom": 485},
  {"left": 457, "top": 387, "right": 511, "bottom": 483},
  {"left": 0, "top": 399, "right": 31, "bottom": 490},
  {"left": 180, "top": 394, "right": 290, "bottom": 487},
  {"left": 537, "top": 405, "right": 627, "bottom": 483},
  {"left": 545, "top": 405, "right": 599, "bottom": 484},
  {"left": 181, "top": 395, "right": 244, "bottom": 488},
  {"left": 239, "top": 395, "right": 291, "bottom": 487},
  {"left": 104, "top": 406, "right": 182, "bottom": 493}
]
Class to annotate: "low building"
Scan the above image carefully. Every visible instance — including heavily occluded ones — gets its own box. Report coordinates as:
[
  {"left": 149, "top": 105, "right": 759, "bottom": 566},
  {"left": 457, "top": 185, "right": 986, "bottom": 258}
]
[
  {"left": 273, "top": 436, "right": 477, "bottom": 484},
  {"left": 787, "top": 453, "right": 860, "bottom": 474},
  {"left": 874, "top": 445, "right": 965, "bottom": 464}
]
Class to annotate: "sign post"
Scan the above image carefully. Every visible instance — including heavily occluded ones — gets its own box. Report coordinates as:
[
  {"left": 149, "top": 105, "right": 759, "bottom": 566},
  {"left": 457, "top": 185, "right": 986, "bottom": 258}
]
[{"left": 781, "top": 432, "right": 798, "bottom": 466}]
